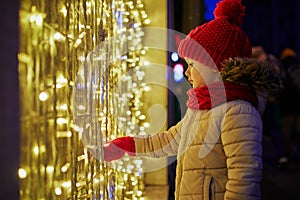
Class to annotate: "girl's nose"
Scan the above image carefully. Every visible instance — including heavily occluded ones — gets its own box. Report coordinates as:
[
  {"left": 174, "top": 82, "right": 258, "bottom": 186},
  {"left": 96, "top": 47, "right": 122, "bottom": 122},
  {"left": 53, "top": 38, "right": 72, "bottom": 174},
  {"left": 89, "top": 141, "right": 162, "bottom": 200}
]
[{"left": 185, "top": 66, "right": 190, "bottom": 77}]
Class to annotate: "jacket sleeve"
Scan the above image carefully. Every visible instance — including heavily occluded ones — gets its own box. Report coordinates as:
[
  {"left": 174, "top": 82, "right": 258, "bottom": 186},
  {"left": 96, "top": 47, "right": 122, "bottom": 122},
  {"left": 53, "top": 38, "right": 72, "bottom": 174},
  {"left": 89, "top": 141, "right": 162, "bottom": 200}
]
[
  {"left": 221, "top": 102, "right": 263, "bottom": 200},
  {"left": 133, "top": 121, "right": 182, "bottom": 158}
]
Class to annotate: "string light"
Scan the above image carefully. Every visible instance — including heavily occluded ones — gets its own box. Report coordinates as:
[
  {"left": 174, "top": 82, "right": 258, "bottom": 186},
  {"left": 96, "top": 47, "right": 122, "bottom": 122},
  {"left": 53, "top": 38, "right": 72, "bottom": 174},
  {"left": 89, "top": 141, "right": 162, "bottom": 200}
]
[
  {"left": 39, "top": 91, "right": 48, "bottom": 101},
  {"left": 18, "top": 168, "right": 27, "bottom": 179},
  {"left": 19, "top": 0, "right": 150, "bottom": 199}
]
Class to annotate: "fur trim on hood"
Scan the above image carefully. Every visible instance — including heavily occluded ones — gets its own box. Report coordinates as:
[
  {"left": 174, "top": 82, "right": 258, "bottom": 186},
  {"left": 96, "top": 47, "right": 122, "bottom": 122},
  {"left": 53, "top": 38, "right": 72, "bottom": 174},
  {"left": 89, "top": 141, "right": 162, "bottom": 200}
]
[{"left": 220, "top": 57, "right": 281, "bottom": 92}]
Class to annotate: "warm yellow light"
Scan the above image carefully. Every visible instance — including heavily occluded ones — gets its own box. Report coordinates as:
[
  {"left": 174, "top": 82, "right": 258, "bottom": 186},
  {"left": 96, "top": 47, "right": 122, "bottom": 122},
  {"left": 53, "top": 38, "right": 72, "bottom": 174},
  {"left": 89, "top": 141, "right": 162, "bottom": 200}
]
[
  {"left": 139, "top": 115, "right": 146, "bottom": 120},
  {"left": 62, "top": 181, "right": 71, "bottom": 188},
  {"left": 144, "top": 19, "right": 151, "bottom": 24},
  {"left": 134, "top": 159, "right": 143, "bottom": 166},
  {"left": 137, "top": 71, "right": 145, "bottom": 81},
  {"left": 29, "top": 12, "right": 43, "bottom": 26},
  {"left": 39, "top": 91, "right": 48, "bottom": 101},
  {"left": 78, "top": 55, "right": 85, "bottom": 62},
  {"left": 56, "top": 74, "right": 68, "bottom": 88},
  {"left": 132, "top": 181, "right": 137, "bottom": 186},
  {"left": 57, "top": 104, "right": 68, "bottom": 111},
  {"left": 36, "top": 15, "right": 43, "bottom": 26},
  {"left": 143, "top": 122, "right": 150, "bottom": 128},
  {"left": 53, "top": 32, "right": 65, "bottom": 42},
  {"left": 87, "top": 173, "right": 92, "bottom": 179},
  {"left": 132, "top": 82, "right": 138, "bottom": 88},
  {"left": 76, "top": 182, "right": 83, "bottom": 188},
  {"left": 60, "top": 6, "right": 67, "bottom": 17},
  {"left": 99, "top": 175, "right": 105, "bottom": 182},
  {"left": 55, "top": 187, "right": 62, "bottom": 196},
  {"left": 46, "top": 166, "right": 54, "bottom": 175},
  {"left": 135, "top": 110, "right": 141, "bottom": 116},
  {"left": 117, "top": 165, "right": 123, "bottom": 171},
  {"left": 32, "top": 145, "right": 46, "bottom": 156},
  {"left": 33, "top": 146, "right": 39, "bottom": 155},
  {"left": 19, "top": 0, "right": 149, "bottom": 198},
  {"left": 123, "top": 173, "right": 128, "bottom": 181},
  {"left": 61, "top": 163, "right": 70, "bottom": 173},
  {"left": 144, "top": 85, "right": 151, "bottom": 91},
  {"left": 127, "top": 165, "right": 134, "bottom": 172},
  {"left": 78, "top": 105, "right": 85, "bottom": 110},
  {"left": 86, "top": 1, "right": 92, "bottom": 8},
  {"left": 18, "top": 53, "right": 31, "bottom": 64},
  {"left": 141, "top": 11, "right": 147, "bottom": 18},
  {"left": 136, "top": 190, "right": 143, "bottom": 197},
  {"left": 78, "top": 31, "right": 86, "bottom": 39},
  {"left": 18, "top": 168, "right": 27, "bottom": 179},
  {"left": 57, "top": 118, "right": 67, "bottom": 124},
  {"left": 138, "top": 3, "right": 144, "bottom": 8},
  {"left": 57, "top": 131, "right": 72, "bottom": 138},
  {"left": 73, "top": 39, "right": 82, "bottom": 48},
  {"left": 94, "top": 178, "right": 100, "bottom": 184},
  {"left": 132, "top": 10, "right": 139, "bottom": 17},
  {"left": 77, "top": 155, "right": 85, "bottom": 162}
]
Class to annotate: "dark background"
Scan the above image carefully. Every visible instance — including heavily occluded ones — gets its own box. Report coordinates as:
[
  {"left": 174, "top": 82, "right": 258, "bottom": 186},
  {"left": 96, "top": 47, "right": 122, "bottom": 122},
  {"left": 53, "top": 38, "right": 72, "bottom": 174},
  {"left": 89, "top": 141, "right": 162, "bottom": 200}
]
[
  {"left": 0, "top": 1, "right": 21, "bottom": 200},
  {"left": 243, "top": 0, "right": 300, "bottom": 58},
  {"left": 1, "top": 0, "right": 300, "bottom": 199}
]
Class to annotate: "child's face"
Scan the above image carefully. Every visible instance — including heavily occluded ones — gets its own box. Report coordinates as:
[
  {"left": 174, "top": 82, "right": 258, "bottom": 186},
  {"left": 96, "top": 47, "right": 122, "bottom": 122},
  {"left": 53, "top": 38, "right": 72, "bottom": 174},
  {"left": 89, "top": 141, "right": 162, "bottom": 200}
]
[{"left": 184, "top": 58, "right": 220, "bottom": 88}]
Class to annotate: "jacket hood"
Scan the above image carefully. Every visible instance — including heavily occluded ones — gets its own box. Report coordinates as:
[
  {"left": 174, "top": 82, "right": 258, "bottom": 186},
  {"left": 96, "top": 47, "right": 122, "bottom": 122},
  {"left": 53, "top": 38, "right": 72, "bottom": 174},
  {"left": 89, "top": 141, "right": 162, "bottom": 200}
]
[
  {"left": 220, "top": 57, "right": 280, "bottom": 114},
  {"left": 220, "top": 57, "right": 281, "bottom": 92}
]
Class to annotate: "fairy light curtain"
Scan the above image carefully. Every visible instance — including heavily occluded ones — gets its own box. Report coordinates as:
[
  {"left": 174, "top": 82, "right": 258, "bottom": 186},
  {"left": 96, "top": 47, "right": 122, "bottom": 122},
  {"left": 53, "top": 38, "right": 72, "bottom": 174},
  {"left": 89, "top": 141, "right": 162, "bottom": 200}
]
[{"left": 18, "top": 0, "right": 150, "bottom": 199}]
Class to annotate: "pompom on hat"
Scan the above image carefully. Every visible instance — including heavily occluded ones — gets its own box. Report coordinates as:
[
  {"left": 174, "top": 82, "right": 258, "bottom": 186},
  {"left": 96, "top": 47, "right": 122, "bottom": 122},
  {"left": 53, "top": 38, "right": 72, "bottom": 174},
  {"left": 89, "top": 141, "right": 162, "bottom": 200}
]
[{"left": 177, "top": 0, "right": 252, "bottom": 71}]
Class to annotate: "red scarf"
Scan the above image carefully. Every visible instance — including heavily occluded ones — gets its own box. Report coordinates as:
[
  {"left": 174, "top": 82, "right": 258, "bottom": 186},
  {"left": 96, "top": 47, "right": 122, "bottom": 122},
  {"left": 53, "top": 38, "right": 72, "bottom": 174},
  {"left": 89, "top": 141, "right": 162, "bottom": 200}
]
[{"left": 186, "top": 81, "right": 258, "bottom": 110}]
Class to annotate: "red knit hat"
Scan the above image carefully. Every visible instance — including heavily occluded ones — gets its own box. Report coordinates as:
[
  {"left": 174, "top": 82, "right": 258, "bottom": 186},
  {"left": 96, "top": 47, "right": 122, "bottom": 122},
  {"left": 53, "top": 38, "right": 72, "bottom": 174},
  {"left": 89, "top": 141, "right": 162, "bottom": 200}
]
[{"left": 177, "top": 0, "right": 252, "bottom": 71}]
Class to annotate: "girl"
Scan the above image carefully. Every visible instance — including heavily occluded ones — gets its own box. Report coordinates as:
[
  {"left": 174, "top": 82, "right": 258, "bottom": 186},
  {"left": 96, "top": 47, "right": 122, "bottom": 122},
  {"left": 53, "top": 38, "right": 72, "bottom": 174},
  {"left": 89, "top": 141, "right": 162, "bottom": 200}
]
[{"left": 104, "top": 0, "right": 280, "bottom": 199}]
